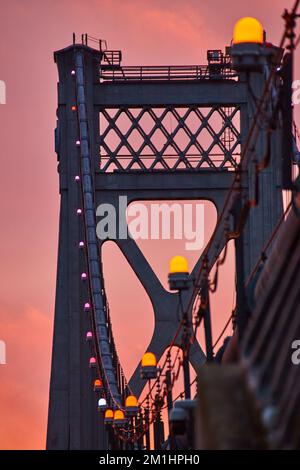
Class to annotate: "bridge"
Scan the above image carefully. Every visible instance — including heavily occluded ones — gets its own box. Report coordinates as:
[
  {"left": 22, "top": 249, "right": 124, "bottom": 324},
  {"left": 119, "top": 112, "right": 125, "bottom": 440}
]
[{"left": 46, "top": 4, "right": 300, "bottom": 450}]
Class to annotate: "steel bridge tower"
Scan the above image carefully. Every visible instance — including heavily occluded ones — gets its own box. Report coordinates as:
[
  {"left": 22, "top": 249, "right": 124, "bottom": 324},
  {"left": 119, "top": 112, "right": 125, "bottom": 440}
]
[{"left": 47, "top": 38, "right": 283, "bottom": 449}]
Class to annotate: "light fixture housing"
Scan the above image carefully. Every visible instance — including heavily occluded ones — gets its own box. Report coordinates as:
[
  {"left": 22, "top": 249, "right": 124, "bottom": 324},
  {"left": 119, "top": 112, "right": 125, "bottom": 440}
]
[
  {"left": 168, "top": 255, "right": 191, "bottom": 291},
  {"left": 140, "top": 352, "right": 157, "bottom": 380},
  {"left": 125, "top": 395, "right": 139, "bottom": 416},
  {"left": 98, "top": 397, "right": 107, "bottom": 412},
  {"left": 104, "top": 409, "right": 114, "bottom": 425},
  {"left": 89, "top": 357, "right": 96, "bottom": 368},
  {"left": 230, "top": 17, "right": 270, "bottom": 72},
  {"left": 94, "top": 379, "right": 103, "bottom": 392},
  {"left": 233, "top": 17, "right": 264, "bottom": 45},
  {"left": 86, "top": 331, "right": 93, "bottom": 341},
  {"left": 113, "top": 409, "right": 126, "bottom": 426}
]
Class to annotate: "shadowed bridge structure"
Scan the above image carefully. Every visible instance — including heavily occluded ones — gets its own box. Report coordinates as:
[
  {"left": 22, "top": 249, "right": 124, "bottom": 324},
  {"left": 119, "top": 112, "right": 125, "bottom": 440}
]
[{"left": 46, "top": 33, "right": 288, "bottom": 450}]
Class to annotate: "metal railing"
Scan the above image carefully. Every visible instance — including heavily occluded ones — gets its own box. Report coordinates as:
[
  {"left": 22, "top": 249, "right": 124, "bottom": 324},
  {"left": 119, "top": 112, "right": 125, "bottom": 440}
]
[
  {"left": 99, "top": 64, "right": 237, "bottom": 82},
  {"left": 73, "top": 33, "right": 108, "bottom": 51},
  {"left": 72, "top": 33, "right": 236, "bottom": 82},
  {"left": 102, "top": 50, "right": 122, "bottom": 67}
]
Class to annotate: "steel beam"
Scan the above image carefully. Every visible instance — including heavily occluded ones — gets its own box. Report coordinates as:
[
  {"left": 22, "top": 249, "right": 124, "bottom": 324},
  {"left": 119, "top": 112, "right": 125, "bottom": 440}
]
[{"left": 94, "top": 81, "right": 247, "bottom": 108}]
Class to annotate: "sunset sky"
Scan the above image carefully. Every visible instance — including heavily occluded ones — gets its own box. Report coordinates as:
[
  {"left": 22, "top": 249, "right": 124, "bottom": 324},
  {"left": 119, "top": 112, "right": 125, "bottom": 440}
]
[{"left": 0, "top": 0, "right": 299, "bottom": 449}]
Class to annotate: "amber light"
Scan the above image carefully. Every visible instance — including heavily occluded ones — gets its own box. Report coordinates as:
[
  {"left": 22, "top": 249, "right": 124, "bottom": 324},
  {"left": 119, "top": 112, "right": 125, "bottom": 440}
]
[
  {"left": 140, "top": 352, "right": 157, "bottom": 380},
  {"left": 125, "top": 395, "right": 138, "bottom": 408},
  {"left": 125, "top": 395, "right": 139, "bottom": 415},
  {"left": 93, "top": 379, "right": 103, "bottom": 391},
  {"left": 114, "top": 410, "right": 125, "bottom": 420},
  {"left": 104, "top": 409, "right": 114, "bottom": 424},
  {"left": 113, "top": 409, "right": 126, "bottom": 426},
  {"left": 141, "top": 352, "right": 157, "bottom": 367},
  {"left": 233, "top": 17, "right": 264, "bottom": 45},
  {"left": 105, "top": 409, "right": 114, "bottom": 419},
  {"left": 168, "top": 255, "right": 191, "bottom": 291},
  {"left": 169, "top": 255, "right": 189, "bottom": 274}
]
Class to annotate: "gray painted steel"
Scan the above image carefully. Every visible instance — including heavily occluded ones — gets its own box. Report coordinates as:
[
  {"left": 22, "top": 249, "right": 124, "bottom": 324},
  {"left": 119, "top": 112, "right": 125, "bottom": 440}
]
[{"left": 47, "top": 43, "right": 283, "bottom": 449}]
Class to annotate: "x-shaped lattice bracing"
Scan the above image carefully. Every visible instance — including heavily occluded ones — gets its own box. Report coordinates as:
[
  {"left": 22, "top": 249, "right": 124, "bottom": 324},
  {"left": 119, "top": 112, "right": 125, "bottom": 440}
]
[{"left": 99, "top": 106, "right": 241, "bottom": 172}]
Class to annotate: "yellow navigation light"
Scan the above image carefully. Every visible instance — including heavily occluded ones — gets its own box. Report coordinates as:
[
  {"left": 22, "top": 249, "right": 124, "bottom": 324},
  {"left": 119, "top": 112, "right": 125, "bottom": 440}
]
[
  {"left": 114, "top": 410, "right": 125, "bottom": 420},
  {"left": 140, "top": 352, "right": 158, "bottom": 380},
  {"left": 104, "top": 408, "right": 114, "bottom": 425},
  {"left": 114, "top": 409, "right": 126, "bottom": 426},
  {"left": 125, "top": 395, "right": 138, "bottom": 408},
  {"left": 169, "top": 255, "right": 189, "bottom": 274},
  {"left": 141, "top": 352, "right": 157, "bottom": 368},
  {"left": 93, "top": 378, "right": 103, "bottom": 391},
  {"left": 233, "top": 17, "right": 264, "bottom": 45},
  {"left": 105, "top": 409, "right": 114, "bottom": 419},
  {"left": 168, "top": 255, "right": 191, "bottom": 291},
  {"left": 125, "top": 395, "right": 139, "bottom": 415}
]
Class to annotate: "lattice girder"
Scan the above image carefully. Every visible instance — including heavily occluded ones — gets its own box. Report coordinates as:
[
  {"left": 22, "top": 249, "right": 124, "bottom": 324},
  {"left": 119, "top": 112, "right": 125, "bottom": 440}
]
[{"left": 99, "top": 105, "right": 241, "bottom": 172}]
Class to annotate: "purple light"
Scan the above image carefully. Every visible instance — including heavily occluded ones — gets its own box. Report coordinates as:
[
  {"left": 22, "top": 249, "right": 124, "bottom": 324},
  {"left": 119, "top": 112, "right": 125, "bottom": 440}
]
[
  {"left": 76, "top": 140, "right": 81, "bottom": 146},
  {"left": 75, "top": 175, "right": 80, "bottom": 182},
  {"left": 71, "top": 70, "right": 76, "bottom": 75},
  {"left": 81, "top": 272, "right": 87, "bottom": 281},
  {"left": 84, "top": 302, "right": 91, "bottom": 311},
  {"left": 76, "top": 209, "right": 82, "bottom": 215},
  {"left": 86, "top": 331, "right": 93, "bottom": 341},
  {"left": 89, "top": 357, "right": 97, "bottom": 367},
  {"left": 79, "top": 241, "right": 85, "bottom": 248}
]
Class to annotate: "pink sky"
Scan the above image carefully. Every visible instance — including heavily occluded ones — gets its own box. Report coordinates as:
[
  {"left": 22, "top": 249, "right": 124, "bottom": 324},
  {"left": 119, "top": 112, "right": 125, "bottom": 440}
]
[{"left": 0, "top": 0, "right": 299, "bottom": 449}]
